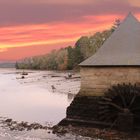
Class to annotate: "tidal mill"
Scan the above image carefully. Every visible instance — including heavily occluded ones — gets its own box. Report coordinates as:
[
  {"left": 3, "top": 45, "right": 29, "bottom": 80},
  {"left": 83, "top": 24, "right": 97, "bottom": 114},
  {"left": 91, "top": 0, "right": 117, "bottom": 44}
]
[{"left": 60, "top": 13, "right": 140, "bottom": 131}]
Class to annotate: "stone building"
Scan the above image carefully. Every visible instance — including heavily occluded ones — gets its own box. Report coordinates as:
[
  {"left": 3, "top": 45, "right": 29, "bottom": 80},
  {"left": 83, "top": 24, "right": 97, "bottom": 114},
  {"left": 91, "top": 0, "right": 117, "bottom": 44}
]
[
  {"left": 60, "top": 13, "right": 140, "bottom": 130},
  {"left": 79, "top": 12, "right": 140, "bottom": 96}
]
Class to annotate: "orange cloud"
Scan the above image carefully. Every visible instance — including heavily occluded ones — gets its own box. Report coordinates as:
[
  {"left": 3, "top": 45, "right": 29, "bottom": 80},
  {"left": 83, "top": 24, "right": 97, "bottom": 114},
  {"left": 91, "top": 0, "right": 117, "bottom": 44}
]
[
  {"left": 127, "top": 0, "right": 140, "bottom": 7},
  {"left": 0, "top": 14, "right": 125, "bottom": 60},
  {"left": 24, "top": 0, "right": 94, "bottom": 5}
]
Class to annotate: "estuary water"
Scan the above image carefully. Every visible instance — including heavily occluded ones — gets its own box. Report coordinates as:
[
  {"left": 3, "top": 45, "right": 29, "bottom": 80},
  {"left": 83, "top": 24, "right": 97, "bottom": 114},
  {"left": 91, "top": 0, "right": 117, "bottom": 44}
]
[
  {"left": 0, "top": 69, "right": 72, "bottom": 125},
  {"left": 0, "top": 68, "right": 93, "bottom": 140}
]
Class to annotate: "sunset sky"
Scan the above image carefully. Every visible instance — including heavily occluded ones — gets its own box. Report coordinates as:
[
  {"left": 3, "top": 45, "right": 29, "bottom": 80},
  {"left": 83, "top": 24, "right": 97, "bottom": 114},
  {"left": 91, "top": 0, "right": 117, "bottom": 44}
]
[{"left": 0, "top": 0, "right": 140, "bottom": 61}]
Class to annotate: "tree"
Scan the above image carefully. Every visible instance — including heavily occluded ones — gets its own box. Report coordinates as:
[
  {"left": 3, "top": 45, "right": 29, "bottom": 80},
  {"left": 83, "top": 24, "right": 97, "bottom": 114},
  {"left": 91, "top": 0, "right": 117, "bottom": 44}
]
[
  {"left": 75, "top": 36, "right": 90, "bottom": 59},
  {"left": 111, "top": 19, "right": 121, "bottom": 32},
  {"left": 16, "top": 20, "right": 117, "bottom": 70},
  {"left": 67, "top": 46, "right": 75, "bottom": 70}
]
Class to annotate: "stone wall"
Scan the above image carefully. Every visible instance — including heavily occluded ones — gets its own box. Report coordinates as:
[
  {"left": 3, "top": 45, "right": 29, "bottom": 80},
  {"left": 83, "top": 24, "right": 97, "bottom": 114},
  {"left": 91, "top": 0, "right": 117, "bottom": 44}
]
[
  {"left": 60, "top": 66, "right": 140, "bottom": 130},
  {"left": 80, "top": 66, "right": 140, "bottom": 96}
]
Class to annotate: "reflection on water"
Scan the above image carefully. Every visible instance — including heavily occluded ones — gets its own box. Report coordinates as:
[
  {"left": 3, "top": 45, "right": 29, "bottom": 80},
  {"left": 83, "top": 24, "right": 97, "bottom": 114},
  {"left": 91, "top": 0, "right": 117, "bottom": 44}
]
[
  {"left": 0, "top": 69, "right": 74, "bottom": 125},
  {"left": 0, "top": 69, "right": 85, "bottom": 140}
]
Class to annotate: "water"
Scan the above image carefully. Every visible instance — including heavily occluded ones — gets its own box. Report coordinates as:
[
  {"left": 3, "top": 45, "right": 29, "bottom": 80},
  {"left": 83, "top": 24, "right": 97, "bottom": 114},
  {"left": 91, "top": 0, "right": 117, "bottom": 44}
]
[
  {"left": 0, "top": 69, "right": 91, "bottom": 140},
  {"left": 0, "top": 69, "right": 72, "bottom": 125}
]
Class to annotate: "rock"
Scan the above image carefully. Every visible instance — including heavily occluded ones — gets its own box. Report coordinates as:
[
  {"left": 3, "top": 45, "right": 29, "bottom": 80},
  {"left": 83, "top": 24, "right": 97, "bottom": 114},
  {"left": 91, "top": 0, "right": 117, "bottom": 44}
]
[
  {"left": 18, "top": 127, "right": 25, "bottom": 131},
  {"left": 31, "top": 123, "right": 39, "bottom": 129},
  {"left": 20, "top": 122, "right": 28, "bottom": 127},
  {"left": 52, "top": 125, "right": 68, "bottom": 134},
  {"left": 10, "top": 126, "right": 15, "bottom": 131},
  {"left": 2, "top": 118, "right": 50, "bottom": 132},
  {"left": 5, "top": 119, "right": 12, "bottom": 123},
  {"left": 21, "top": 76, "right": 25, "bottom": 79},
  {"left": 11, "top": 121, "right": 17, "bottom": 124},
  {"left": 7, "top": 122, "right": 12, "bottom": 127},
  {"left": 42, "top": 126, "right": 48, "bottom": 130},
  {"left": 27, "top": 127, "right": 32, "bottom": 131}
]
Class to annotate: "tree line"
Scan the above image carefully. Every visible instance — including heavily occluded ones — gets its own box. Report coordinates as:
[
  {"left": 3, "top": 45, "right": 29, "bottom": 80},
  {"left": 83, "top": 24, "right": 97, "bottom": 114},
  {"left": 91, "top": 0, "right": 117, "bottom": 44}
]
[{"left": 16, "top": 20, "right": 120, "bottom": 70}]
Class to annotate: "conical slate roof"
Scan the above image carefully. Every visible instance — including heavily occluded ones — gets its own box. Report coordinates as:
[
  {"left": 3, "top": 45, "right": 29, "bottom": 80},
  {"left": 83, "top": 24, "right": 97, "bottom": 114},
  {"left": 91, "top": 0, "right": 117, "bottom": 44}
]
[{"left": 80, "top": 13, "right": 140, "bottom": 66}]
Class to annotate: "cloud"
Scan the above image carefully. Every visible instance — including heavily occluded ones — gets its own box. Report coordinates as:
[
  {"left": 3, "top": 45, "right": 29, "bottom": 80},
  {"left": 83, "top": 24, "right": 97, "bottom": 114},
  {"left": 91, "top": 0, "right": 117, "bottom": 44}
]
[
  {"left": 28, "top": 0, "right": 93, "bottom": 5},
  {"left": 0, "top": 0, "right": 139, "bottom": 26},
  {"left": 127, "top": 0, "right": 140, "bottom": 7},
  {"left": 0, "top": 43, "right": 73, "bottom": 61},
  {"left": 0, "top": 0, "right": 93, "bottom": 5},
  {"left": 0, "top": 0, "right": 140, "bottom": 60},
  {"left": 0, "top": 48, "right": 7, "bottom": 52},
  {"left": 0, "top": 13, "right": 121, "bottom": 60}
]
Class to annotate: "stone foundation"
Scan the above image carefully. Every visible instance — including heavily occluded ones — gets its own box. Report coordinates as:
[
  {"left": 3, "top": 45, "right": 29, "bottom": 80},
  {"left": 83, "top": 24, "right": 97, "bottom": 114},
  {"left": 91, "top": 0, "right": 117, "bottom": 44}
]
[
  {"left": 60, "top": 93, "right": 140, "bottom": 130},
  {"left": 59, "top": 66, "right": 140, "bottom": 131},
  {"left": 59, "top": 95, "right": 113, "bottom": 128},
  {"left": 66, "top": 95, "right": 99, "bottom": 121}
]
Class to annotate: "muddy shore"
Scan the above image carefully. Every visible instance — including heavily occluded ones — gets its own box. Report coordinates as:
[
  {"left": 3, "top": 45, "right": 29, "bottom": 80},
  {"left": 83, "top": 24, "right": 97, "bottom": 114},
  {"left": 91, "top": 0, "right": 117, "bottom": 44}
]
[
  {"left": 1, "top": 117, "right": 140, "bottom": 140},
  {"left": 16, "top": 69, "right": 81, "bottom": 95},
  {"left": 53, "top": 125, "right": 140, "bottom": 140}
]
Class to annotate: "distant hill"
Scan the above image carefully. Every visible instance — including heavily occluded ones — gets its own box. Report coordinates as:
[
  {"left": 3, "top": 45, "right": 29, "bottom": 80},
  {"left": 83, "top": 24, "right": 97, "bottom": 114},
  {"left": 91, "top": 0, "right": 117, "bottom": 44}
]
[{"left": 0, "top": 62, "right": 15, "bottom": 68}]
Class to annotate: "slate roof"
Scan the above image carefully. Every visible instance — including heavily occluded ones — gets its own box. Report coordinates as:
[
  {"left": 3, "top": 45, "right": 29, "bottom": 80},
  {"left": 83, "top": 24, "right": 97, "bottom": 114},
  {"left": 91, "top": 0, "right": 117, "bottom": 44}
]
[{"left": 80, "top": 13, "right": 140, "bottom": 66}]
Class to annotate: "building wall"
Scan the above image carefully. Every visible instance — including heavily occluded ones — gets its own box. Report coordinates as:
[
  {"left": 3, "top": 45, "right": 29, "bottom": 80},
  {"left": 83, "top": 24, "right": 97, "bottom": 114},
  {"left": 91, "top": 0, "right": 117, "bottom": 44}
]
[{"left": 80, "top": 66, "right": 140, "bottom": 96}]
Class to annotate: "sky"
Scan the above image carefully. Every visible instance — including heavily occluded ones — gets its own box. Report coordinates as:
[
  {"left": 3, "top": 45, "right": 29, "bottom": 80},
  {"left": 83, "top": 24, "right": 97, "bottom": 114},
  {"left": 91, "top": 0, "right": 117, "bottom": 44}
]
[{"left": 0, "top": 0, "right": 140, "bottom": 61}]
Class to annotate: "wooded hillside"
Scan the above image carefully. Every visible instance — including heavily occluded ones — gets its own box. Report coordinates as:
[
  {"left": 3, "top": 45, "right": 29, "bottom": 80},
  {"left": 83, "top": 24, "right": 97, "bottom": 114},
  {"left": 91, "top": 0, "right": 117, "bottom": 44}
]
[{"left": 16, "top": 20, "right": 120, "bottom": 70}]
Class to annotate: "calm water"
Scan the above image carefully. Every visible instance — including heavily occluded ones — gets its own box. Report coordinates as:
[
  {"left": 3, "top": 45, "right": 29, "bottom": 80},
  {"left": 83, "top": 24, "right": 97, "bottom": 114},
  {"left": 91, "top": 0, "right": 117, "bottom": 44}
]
[
  {"left": 0, "top": 69, "right": 73, "bottom": 125},
  {"left": 0, "top": 69, "right": 93, "bottom": 140}
]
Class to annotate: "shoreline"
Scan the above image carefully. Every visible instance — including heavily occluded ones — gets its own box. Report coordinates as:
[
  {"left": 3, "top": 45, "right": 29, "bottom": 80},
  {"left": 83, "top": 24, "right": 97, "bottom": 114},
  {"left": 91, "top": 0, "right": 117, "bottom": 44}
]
[
  {"left": 0, "top": 69, "right": 139, "bottom": 139},
  {"left": 1, "top": 115, "right": 140, "bottom": 140}
]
